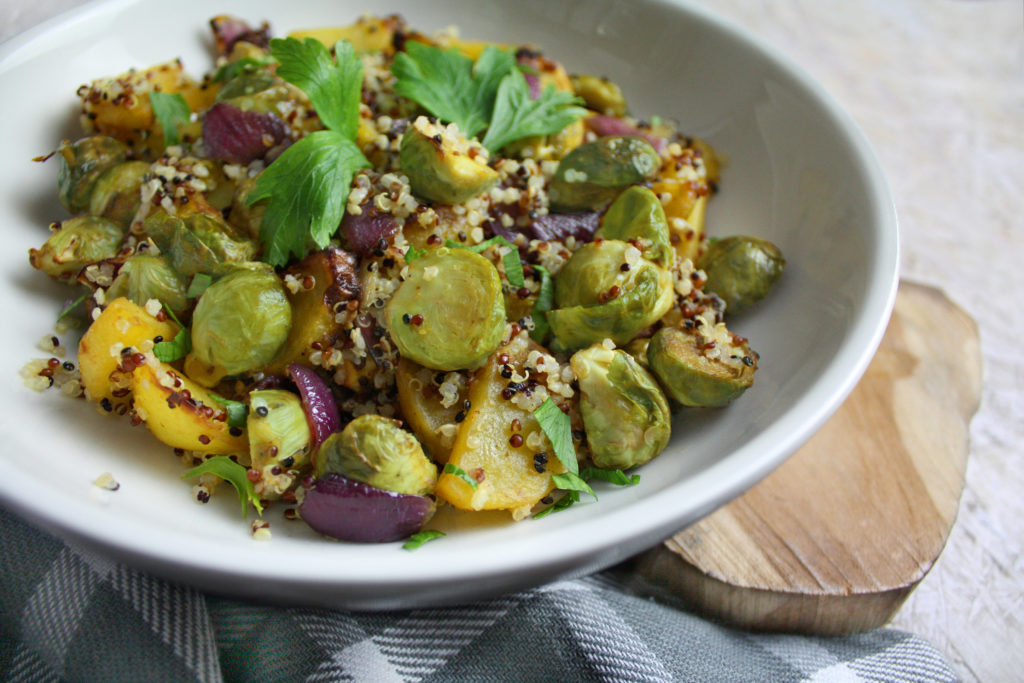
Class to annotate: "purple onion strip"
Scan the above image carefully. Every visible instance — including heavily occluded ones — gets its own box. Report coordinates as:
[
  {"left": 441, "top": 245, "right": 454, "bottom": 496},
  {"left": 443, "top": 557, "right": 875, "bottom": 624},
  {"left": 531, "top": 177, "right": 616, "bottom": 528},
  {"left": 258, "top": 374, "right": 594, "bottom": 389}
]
[{"left": 287, "top": 363, "right": 341, "bottom": 455}]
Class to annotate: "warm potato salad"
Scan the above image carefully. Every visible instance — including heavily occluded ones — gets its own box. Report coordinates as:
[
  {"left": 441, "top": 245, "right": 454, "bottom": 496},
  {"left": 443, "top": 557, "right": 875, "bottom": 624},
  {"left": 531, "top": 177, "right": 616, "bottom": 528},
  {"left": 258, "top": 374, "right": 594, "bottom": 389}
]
[{"left": 23, "top": 14, "right": 785, "bottom": 545}]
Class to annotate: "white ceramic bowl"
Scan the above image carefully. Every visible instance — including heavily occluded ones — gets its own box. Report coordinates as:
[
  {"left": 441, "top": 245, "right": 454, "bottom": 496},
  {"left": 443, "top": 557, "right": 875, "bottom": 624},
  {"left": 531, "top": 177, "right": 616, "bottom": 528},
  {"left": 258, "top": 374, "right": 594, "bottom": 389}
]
[{"left": 0, "top": 0, "right": 897, "bottom": 608}]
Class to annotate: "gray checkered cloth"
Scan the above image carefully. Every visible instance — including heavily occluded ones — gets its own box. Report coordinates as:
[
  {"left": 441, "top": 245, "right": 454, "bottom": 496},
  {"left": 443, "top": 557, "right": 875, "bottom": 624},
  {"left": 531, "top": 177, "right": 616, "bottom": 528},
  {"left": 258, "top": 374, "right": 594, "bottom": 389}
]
[{"left": 0, "top": 507, "right": 957, "bottom": 682}]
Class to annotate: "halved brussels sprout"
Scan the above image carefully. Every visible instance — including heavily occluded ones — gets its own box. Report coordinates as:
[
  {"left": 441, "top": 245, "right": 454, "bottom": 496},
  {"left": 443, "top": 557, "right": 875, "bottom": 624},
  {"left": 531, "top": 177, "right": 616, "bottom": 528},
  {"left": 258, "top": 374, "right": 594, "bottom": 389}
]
[
  {"left": 89, "top": 161, "right": 149, "bottom": 227},
  {"left": 248, "top": 389, "right": 312, "bottom": 498},
  {"left": 144, "top": 211, "right": 256, "bottom": 277},
  {"left": 697, "top": 236, "right": 785, "bottom": 313},
  {"left": 56, "top": 136, "right": 128, "bottom": 215},
  {"left": 598, "top": 185, "right": 673, "bottom": 267},
  {"left": 547, "top": 136, "right": 660, "bottom": 211},
  {"left": 386, "top": 248, "right": 506, "bottom": 371},
  {"left": 315, "top": 414, "right": 437, "bottom": 497},
  {"left": 216, "top": 70, "right": 277, "bottom": 102},
  {"left": 647, "top": 322, "right": 758, "bottom": 407},
  {"left": 547, "top": 240, "right": 674, "bottom": 350},
  {"left": 571, "top": 74, "right": 627, "bottom": 117},
  {"left": 190, "top": 265, "right": 292, "bottom": 377},
  {"left": 399, "top": 118, "right": 498, "bottom": 205},
  {"left": 28, "top": 216, "right": 123, "bottom": 280},
  {"left": 571, "top": 345, "right": 670, "bottom": 470},
  {"left": 106, "top": 254, "right": 188, "bottom": 315}
]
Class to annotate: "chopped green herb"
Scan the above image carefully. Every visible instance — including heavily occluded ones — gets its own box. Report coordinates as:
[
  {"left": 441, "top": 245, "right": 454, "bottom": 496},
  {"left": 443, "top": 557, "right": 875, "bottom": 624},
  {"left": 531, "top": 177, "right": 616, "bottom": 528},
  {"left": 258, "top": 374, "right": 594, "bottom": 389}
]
[
  {"left": 247, "top": 37, "right": 370, "bottom": 267},
  {"left": 529, "top": 265, "right": 553, "bottom": 342},
  {"left": 182, "top": 455, "right": 263, "bottom": 517},
  {"left": 152, "top": 304, "right": 191, "bottom": 363},
  {"left": 533, "top": 398, "right": 577, "bottom": 475},
  {"left": 186, "top": 273, "right": 213, "bottom": 298},
  {"left": 208, "top": 394, "right": 248, "bottom": 428},
  {"left": 212, "top": 55, "right": 277, "bottom": 83},
  {"left": 580, "top": 467, "right": 640, "bottom": 486},
  {"left": 402, "top": 529, "right": 446, "bottom": 550},
  {"left": 445, "top": 236, "right": 525, "bottom": 287},
  {"left": 551, "top": 471, "right": 596, "bottom": 500},
  {"left": 57, "top": 290, "right": 90, "bottom": 321},
  {"left": 148, "top": 91, "right": 191, "bottom": 146},
  {"left": 404, "top": 246, "right": 427, "bottom": 263},
  {"left": 534, "top": 466, "right": 638, "bottom": 520},
  {"left": 443, "top": 463, "right": 478, "bottom": 490},
  {"left": 532, "top": 490, "right": 579, "bottom": 519}
]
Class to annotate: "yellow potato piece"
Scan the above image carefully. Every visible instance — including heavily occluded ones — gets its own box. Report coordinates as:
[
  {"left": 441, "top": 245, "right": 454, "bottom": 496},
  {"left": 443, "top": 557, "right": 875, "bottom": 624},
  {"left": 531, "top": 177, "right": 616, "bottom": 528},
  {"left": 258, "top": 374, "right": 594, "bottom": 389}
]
[
  {"left": 78, "top": 297, "right": 178, "bottom": 408},
  {"left": 131, "top": 361, "right": 247, "bottom": 454},
  {"left": 435, "top": 334, "right": 567, "bottom": 513},
  {"left": 288, "top": 15, "right": 399, "bottom": 53},
  {"left": 395, "top": 357, "right": 464, "bottom": 464}
]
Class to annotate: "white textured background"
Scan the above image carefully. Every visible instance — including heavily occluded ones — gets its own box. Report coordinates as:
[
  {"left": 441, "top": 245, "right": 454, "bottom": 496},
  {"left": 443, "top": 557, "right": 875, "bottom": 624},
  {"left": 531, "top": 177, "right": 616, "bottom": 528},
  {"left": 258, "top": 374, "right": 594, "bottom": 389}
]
[{"left": 3, "top": 1, "right": 1022, "bottom": 680}]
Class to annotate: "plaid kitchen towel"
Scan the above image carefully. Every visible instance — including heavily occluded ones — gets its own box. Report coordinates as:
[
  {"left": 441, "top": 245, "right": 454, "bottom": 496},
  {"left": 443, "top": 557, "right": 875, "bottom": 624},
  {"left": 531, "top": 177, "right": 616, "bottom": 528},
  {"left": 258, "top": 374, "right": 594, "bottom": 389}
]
[{"left": 0, "top": 507, "right": 958, "bottom": 683}]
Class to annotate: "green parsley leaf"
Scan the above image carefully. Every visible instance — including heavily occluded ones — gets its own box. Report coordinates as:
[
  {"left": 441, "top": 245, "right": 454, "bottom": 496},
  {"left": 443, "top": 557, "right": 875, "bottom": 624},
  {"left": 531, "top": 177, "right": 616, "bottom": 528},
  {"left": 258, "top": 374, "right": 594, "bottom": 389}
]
[
  {"left": 186, "top": 273, "right": 213, "bottom": 298},
  {"left": 404, "top": 246, "right": 427, "bottom": 263},
  {"left": 212, "top": 55, "right": 277, "bottom": 83},
  {"left": 152, "top": 304, "right": 191, "bottom": 363},
  {"left": 482, "top": 70, "right": 587, "bottom": 153},
  {"left": 249, "top": 131, "right": 369, "bottom": 266},
  {"left": 208, "top": 394, "right": 248, "bottom": 429},
  {"left": 533, "top": 398, "right": 577, "bottom": 475},
  {"left": 443, "top": 463, "right": 478, "bottom": 490},
  {"left": 445, "top": 236, "right": 525, "bottom": 288},
  {"left": 402, "top": 529, "right": 446, "bottom": 550},
  {"left": 182, "top": 455, "right": 263, "bottom": 517},
  {"left": 148, "top": 91, "right": 191, "bottom": 146},
  {"left": 271, "top": 37, "right": 362, "bottom": 139},
  {"left": 57, "top": 290, "right": 90, "bottom": 322},
  {"left": 393, "top": 43, "right": 515, "bottom": 140},
  {"left": 529, "top": 265, "right": 553, "bottom": 342},
  {"left": 580, "top": 467, "right": 641, "bottom": 486},
  {"left": 552, "top": 471, "right": 597, "bottom": 500}
]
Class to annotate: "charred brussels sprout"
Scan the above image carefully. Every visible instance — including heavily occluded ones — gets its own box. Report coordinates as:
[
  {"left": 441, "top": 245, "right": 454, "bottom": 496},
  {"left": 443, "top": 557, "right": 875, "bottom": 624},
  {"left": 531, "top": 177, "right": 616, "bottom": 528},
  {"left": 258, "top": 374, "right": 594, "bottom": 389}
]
[
  {"left": 571, "top": 74, "right": 628, "bottom": 117},
  {"left": 571, "top": 345, "right": 670, "bottom": 470},
  {"left": 386, "top": 248, "right": 505, "bottom": 371},
  {"left": 28, "top": 216, "right": 123, "bottom": 280},
  {"left": 547, "top": 240, "right": 674, "bottom": 350},
  {"left": 315, "top": 414, "right": 437, "bottom": 496},
  {"left": 647, "top": 321, "right": 758, "bottom": 407},
  {"left": 106, "top": 255, "right": 188, "bottom": 314},
  {"left": 56, "top": 136, "right": 128, "bottom": 215},
  {"left": 89, "top": 161, "right": 149, "bottom": 227},
  {"left": 598, "top": 185, "right": 673, "bottom": 267},
  {"left": 697, "top": 236, "right": 786, "bottom": 313},
  {"left": 547, "top": 136, "right": 660, "bottom": 211},
  {"left": 190, "top": 265, "right": 292, "bottom": 377},
  {"left": 399, "top": 119, "right": 498, "bottom": 205},
  {"left": 248, "top": 389, "right": 312, "bottom": 498},
  {"left": 144, "top": 211, "right": 256, "bottom": 277}
]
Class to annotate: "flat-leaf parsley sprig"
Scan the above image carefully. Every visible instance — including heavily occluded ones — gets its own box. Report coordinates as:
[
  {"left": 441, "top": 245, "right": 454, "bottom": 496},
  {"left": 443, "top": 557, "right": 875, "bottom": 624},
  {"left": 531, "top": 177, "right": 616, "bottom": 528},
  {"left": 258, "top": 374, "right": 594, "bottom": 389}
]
[
  {"left": 393, "top": 42, "right": 587, "bottom": 154},
  {"left": 247, "top": 38, "right": 370, "bottom": 267}
]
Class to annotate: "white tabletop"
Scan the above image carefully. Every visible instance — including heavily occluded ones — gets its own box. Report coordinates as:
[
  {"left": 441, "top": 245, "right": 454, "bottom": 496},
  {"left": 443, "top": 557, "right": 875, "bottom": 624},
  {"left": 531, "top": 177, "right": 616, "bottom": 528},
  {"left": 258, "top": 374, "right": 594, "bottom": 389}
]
[{"left": 3, "top": 2, "right": 1021, "bottom": 680}]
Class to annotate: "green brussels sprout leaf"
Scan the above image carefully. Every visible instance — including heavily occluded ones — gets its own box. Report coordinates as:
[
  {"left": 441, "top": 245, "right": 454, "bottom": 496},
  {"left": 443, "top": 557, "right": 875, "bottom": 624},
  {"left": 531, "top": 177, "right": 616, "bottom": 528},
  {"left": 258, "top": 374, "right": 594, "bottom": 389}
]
[
  {"left": 533, "top": 398, "right": 577, "bottom": 475},
  {"left": 402, "top": 529, "right": 446, "bottom": 551},
  {"left": 152, "top": 303, "right": 191, "bottom": 363},
  {"left": 187, "top": 272, "right": 214, "bottom": 298},
  {"left": 181, "top": 455, "right": 263, "bottom": 517},
  {"left": 213, "top": 55, "right": 277, "bottom": 83},
  {"left": 148, "top": 91, "right": 190, "bottom": 146},
  {"left": 442, "top": 463, "right": 478, "bottom": 490}
]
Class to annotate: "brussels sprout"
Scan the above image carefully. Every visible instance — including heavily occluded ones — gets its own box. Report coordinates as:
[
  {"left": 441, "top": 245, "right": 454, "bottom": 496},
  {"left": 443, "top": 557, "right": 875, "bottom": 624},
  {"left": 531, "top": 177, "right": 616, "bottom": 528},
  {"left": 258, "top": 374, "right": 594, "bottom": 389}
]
[
  {"left": 598, "top": 185, "right": 673, "bottom": 267},
  {"left": 399, "top": 118, "right": 498, "bottom": 205},
  {"left": 89, "top": 161, "right": 149, "bottom": 227},
  {"left": 547, "top": 136, "right": 660, "bottom": 211},
  {"left": 106, "top": 254, "right": 188, "bottom": 314},
  {"left": 56, "top": 136, "right": 128, "bottom": 215},
  {"left": 315, "top": 414, "right": 437, "bottom": 497},
  {"left": 190, "top": 265, "right": 292, "bottom": 376},
  {"left": 647, "top": 322, "right": 758, "bottom": 407},
  {"left": 547, "top": 240, "right": 674, "bottom": 350},
  {"left": 216, "top": 70, "right": 277, "bottom": 102},
  {"left": 697, "top": 236, "right": 786, "bottom": 313},
  {"left": 571, "top": 345, "right": 670, "bottom": 470},
  {"left": 248, "top": 389, "right": 312, "bottom": 498},
  {"left": 386, "top": 248, "right": 506, "bottom": 371},
  {"left": 624, "top": 337, "right": 651, "bottom": 369},
  {"left": 228, "top": 176, "right": 265, "bottom": 240},
  {"left": 570, "top": 74, "right": 627, "bottom": 117},
  {"left": 28, "top": 216, "right": 123, "bottom": 280},
  {"left": 144, "top": 211, "right": 256, "bottom": 277}
]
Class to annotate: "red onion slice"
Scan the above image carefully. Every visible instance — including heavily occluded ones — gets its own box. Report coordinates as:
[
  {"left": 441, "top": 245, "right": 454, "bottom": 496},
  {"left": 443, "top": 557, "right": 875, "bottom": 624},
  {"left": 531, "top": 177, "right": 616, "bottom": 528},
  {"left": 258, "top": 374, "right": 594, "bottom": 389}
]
[
  {"left": 339, "top": 202, "right": 399, "bottom": 257},
  {"left": 287, "top": 363, "right": 341, "bottom": 456},
  {"left": 299, "top": 473, "right": 436, "bottom": 543},
  {"left": 203, "top": 102, "right": 290, "bottom": 165},
  {"left": 585, "top": 115, "right": 668, "bottom": 153}
]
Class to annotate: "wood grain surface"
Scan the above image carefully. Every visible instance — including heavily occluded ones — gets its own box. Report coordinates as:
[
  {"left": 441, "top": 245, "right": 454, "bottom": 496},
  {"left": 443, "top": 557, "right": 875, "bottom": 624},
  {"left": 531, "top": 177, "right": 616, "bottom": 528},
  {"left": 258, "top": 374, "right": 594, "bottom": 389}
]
[{"left": 630, "top": 282, "right": 982, "bottom": 635}]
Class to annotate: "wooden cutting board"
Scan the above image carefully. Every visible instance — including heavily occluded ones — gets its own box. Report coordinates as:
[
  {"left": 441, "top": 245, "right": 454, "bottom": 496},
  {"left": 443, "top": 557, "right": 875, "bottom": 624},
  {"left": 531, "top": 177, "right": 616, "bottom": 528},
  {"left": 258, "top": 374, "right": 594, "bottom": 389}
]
[{"left": 627, "top": 282, "right": 982, "bottom": 635}]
